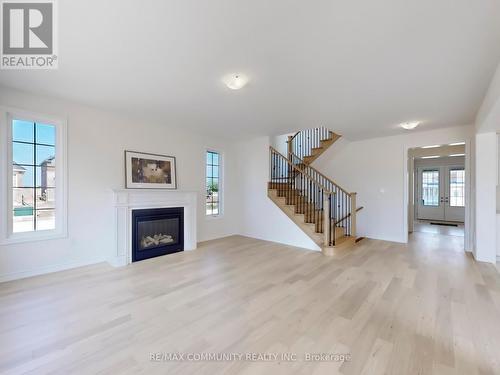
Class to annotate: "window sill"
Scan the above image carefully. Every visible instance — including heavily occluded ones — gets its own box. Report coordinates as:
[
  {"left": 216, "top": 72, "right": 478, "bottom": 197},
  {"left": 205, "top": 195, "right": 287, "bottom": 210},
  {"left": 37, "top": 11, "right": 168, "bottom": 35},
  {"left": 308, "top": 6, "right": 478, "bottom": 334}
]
[
  {"left": 205, "top": 214, "right": 224, "bottom": 220},
  {"left": 0, "top": 230, "right": 67, "bottom": 246}
]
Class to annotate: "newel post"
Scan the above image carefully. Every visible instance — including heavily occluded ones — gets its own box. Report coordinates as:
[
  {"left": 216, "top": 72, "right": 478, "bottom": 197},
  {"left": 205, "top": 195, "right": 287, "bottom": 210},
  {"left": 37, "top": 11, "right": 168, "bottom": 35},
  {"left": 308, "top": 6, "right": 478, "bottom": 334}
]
[
  {"left": 323, "top": 193, "right": 330, "bottom": 247},
  {"left": 351, "top": 192, "right": 357, "bottom": 238},
  {"left": 287, "top": 135, "right": 293, "bottom": 159}
]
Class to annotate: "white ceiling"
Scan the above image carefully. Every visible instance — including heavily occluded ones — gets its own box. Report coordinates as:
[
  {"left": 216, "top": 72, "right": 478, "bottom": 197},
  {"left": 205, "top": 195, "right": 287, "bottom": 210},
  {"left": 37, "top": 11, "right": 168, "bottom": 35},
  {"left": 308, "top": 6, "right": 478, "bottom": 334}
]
[{"left": 1, "top": 0, "right": 500, "bottom": 140}]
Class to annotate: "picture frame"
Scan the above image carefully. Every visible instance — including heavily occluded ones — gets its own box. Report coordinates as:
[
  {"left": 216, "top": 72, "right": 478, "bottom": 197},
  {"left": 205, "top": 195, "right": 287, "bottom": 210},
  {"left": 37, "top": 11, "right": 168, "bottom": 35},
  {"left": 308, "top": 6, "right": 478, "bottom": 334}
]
[{"left": 125, "top": 151, "right": 177, "bottom": 189}]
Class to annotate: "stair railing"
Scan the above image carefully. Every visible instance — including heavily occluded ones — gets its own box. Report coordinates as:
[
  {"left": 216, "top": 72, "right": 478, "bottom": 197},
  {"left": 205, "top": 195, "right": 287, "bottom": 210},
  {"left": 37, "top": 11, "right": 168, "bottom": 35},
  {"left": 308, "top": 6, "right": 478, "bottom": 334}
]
[
  {"left": 289, "top": 152, "right": 358, "bottom": 239},
  {"left": 270, "top": 146, "right": 338, "bottom": 246},
  {"left": 287, "top": 126, "right": 332, "bottom": 160}
]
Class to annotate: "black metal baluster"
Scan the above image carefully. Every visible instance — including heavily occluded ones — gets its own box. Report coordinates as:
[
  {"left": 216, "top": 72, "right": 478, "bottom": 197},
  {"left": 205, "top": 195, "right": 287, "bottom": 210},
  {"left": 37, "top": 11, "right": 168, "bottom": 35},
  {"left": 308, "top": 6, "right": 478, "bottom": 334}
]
[{"left": 320, "top": 189, "right": 323, "bottom": 233}]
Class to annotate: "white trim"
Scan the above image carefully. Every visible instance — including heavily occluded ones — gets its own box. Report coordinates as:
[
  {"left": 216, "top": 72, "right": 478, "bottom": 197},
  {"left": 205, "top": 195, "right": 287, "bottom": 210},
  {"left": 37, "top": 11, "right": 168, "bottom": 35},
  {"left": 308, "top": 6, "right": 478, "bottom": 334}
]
[
  {"left": 205, "top": 148, "right": 224, "bottom": 218},
  {"left": 110, "top": 189, "right": 197, "bottom": 266},
  {"left": 0, "top": 107, "right": 68, "bottom": 245},
  {"left": 464, "top": 140, "right": 473, "bottom": 252}
]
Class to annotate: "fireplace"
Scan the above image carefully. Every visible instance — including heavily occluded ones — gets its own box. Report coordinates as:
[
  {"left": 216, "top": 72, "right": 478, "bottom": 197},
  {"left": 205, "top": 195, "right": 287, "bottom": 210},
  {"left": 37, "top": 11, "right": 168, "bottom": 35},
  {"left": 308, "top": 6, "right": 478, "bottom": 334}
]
[{"left": 132, "top": 207, "right": 184, "bottom": 262}]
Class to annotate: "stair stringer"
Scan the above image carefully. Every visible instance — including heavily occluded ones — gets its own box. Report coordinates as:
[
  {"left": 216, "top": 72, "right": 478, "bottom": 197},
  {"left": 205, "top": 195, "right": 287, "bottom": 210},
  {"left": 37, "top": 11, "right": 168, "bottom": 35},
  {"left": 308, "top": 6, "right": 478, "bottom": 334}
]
[{"left": 268, "top": 188, "right": 357, "bottom": 256}]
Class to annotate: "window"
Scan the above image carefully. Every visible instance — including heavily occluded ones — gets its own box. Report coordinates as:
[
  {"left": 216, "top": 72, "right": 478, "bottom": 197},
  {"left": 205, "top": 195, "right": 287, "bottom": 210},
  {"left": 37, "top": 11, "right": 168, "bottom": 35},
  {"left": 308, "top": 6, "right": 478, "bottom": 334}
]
[
  {"left": 12, "top": 119, "right": 56, "bottom": 232},
  {"left": 1, "top": 111, "right": 67, "bottom": 243},
  {"left": 422, "top": 170, "right": 439, "bottom": 206},
  {"left": 206, "top": 150, "right": 221, "bottom": 216},
  {"left": 449, "top": 169, "right": 465, "bottom": 207}
]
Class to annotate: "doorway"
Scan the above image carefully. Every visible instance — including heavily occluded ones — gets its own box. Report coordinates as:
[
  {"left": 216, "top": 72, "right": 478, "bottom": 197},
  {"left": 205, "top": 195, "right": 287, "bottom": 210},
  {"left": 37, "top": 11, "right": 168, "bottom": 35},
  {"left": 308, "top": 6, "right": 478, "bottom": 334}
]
[{"left": 408, "top": 143, "right": 466, "bottom": 243}]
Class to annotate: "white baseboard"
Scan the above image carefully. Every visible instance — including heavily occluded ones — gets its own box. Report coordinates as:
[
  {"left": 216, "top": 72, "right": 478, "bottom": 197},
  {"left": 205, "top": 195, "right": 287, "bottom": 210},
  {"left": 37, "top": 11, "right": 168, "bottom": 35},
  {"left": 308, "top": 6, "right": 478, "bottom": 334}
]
[
  {"left": 471, "top": 251, "right": 497, "bottom": 264},
  {"left": 0, "top": 256, "right": 106, "bottom": 283},
  {"left": 363, "top": 233, "right": 406, "bottom": 244},
  {"left": 108, "top": 255, "right": 128, "bottom": 267}
]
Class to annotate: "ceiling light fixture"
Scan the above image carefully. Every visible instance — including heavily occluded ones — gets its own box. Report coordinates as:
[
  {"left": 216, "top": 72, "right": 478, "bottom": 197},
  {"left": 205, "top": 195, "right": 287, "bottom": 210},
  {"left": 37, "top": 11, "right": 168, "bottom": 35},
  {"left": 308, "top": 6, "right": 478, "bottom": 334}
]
[
  {"left": 449, "top": 153, "right": 465, "bottom": 157},
  {"left": 224, "top": 74, "right": 249, "bottom": 90},
  {"left": 421, "top": 145, "right": 440, "bottom": 149},
  {"left": 400, "top": 121, "right": 420, "bottom": 130},
  {"left": 449, "top": 142, "right": 465, "bottom": 146},
  {"left": 421, "top": 155, "right": 440, "bottom": 159}
]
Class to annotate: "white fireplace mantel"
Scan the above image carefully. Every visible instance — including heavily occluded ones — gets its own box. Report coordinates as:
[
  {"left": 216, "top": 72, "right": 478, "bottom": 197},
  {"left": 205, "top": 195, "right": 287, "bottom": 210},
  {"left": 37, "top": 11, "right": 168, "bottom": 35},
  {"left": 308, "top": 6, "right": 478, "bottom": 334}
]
[{"left": 110, "top": 189, "right": 197, "bottom": 266}]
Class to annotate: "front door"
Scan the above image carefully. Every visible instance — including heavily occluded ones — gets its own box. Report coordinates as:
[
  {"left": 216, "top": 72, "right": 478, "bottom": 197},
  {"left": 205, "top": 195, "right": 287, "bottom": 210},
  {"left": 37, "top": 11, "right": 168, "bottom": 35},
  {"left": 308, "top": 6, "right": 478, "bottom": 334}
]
[{"left": 416, "top": 166, "right": 465, "bottom": 222}]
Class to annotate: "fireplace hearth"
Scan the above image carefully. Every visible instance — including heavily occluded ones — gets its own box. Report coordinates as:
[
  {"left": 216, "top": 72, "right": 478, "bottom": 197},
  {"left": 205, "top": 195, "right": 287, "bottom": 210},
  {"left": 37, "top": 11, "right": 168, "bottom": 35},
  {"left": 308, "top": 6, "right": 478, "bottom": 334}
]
[{"left": 132, "top": 207, "right": 184, "bottom": 262}]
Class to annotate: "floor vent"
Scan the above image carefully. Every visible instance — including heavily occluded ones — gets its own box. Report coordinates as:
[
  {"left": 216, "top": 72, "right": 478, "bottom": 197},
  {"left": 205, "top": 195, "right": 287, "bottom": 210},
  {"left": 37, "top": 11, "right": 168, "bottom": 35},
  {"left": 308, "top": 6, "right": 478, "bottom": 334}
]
[{"left": 430, "top": 222, "right": 458, "bottom": 227}]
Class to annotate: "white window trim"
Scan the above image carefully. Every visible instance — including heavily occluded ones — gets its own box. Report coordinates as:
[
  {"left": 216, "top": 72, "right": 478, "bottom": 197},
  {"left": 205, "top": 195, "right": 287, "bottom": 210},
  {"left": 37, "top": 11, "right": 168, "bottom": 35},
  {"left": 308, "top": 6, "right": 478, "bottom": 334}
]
[
  {"left": 205, "top": 148, "right": 223, "bottom": 219},
  {"left": 0, "top": 107, "right": 68, "bottom": 244}
]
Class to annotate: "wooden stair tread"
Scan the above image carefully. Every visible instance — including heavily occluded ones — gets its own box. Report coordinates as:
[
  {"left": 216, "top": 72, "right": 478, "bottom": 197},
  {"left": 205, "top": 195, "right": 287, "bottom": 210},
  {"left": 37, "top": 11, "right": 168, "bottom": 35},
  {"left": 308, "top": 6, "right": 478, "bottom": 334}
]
[
  {"left": 321, "top": 235, "right": 356, "bottom": 256},
  {"left": 300, "top": 133, "right": 340, "bottom": 165}
]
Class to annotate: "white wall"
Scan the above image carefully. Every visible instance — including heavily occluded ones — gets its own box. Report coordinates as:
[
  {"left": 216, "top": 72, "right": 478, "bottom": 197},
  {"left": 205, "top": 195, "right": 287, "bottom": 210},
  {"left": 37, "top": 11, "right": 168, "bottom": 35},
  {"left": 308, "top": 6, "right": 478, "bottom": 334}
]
[
  {"left": 237, "top": 136, "right": 320, "bottom": 251},
  {"left": 0, "top": 87, "right": 241, "bottom": 281},
  {"left": 312, "top": 125, "right": 474, "bottom": 244},
  {"left": 497, "top": 215, "right": 500, "bottom": 260},
  {"left": 476, "top": 62, "right": 500, "bottom": 133},
  {"left": 270, "top": 133, "right": 292, "bottom": 155},
  {"left": 475, "top": 132, "right": 497, "bottom": 263},
  {"left": 497, "top": 134, "right": 500, "bottom": 212},
  {"left": 474, "top": 61, "right": 500, "bottom": 264}
]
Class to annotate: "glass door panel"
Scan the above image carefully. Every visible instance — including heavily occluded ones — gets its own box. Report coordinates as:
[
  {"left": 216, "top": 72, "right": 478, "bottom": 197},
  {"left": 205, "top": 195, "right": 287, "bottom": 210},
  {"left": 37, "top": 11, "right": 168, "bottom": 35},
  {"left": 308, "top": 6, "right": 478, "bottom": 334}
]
[
  {"left": 444, "top": 167, "right": 465, "bottom": 222},
  {"left": 417, "top": 168, "right": 445, "bottom": 221},
  {"left": 422, "top": 170, "right": 440, "bottom": 206}
]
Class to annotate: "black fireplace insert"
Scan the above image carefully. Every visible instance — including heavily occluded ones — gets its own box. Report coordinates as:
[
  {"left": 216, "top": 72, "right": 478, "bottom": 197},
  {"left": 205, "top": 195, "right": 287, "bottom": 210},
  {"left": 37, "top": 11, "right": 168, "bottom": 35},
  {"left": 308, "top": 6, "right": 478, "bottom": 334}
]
[{"left": 132, "top": 207, "right": 184, "bottom": 262}]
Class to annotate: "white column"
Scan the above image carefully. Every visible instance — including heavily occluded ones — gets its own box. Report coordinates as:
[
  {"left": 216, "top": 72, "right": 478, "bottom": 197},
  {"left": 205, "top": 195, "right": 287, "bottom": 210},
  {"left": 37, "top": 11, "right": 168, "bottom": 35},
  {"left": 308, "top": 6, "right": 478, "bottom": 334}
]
[{"left": 474, "top": 132, "right": 497, "bottom": 263}]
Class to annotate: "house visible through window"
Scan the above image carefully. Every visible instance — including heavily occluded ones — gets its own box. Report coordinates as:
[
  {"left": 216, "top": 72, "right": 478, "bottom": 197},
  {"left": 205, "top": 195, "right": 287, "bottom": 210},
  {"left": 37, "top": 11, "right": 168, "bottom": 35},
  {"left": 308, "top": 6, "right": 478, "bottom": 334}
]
[
  {"left": 12, "top": 119, "right": 56, "bottom": 233},
  {"left": 206, "top": 151, "right": 221, "bottom": 216},
  {"left": 422, "top": 170, "right": 439, "bottom": 206},
  {"left": 449, "top": 169, "right": 465, "bottom": 207}
]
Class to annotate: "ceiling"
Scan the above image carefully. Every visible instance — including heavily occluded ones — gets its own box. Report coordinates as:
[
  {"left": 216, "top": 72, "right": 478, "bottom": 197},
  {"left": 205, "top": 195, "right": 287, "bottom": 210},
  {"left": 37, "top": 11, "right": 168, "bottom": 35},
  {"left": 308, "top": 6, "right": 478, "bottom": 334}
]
[
  {"left": 409, "top": 144, "right": 466, "bottom": 159},
  {"left": 1, "top": 0, "right": 500, "bottom": 140}
]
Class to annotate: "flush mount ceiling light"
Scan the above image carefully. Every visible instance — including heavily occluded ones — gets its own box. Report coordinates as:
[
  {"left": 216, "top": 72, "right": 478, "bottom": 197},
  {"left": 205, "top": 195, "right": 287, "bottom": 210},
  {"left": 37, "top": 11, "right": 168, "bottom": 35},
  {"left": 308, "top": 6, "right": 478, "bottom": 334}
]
[
  {"left": 224, "top": 74, "right": 249, "bottom": 90},
  {"left": 400, "top": 121, "right": 420, "bottom": 130},
  {"left": 421, "top": 145, "right": 440, "bottom": 149}
]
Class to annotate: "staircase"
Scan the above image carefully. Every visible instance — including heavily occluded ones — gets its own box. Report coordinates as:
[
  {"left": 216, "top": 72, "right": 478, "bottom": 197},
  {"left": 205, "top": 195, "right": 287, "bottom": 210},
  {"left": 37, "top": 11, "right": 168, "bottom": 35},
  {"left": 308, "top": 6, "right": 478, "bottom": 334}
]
[
  {"left": 268, "top": 127, "right": 362, "bottom": 256},
  {"left": 287, "top": 127, "right": 341, "bottom": 165}
]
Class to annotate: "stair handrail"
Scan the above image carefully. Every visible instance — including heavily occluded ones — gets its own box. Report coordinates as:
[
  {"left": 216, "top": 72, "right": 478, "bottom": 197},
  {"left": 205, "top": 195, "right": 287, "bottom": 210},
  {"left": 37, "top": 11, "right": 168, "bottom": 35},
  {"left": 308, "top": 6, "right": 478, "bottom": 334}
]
[
  {"left": 269, "top": 146, "right": 334, "bottom": 194},
  {"left": 289, "top": 151, "right": 358, "bottom": 239},
  {"left": 286, "top": 127, "right": 333, "bottom": 160},
  {"left": 335, "top": 206, "right": 364, "bottom": 225},
  {"left": 288, "top": 130, "right": 301, "bottom": 143},
  {"left": 289, "top": 152, "right": 352, "bottom": 196}
]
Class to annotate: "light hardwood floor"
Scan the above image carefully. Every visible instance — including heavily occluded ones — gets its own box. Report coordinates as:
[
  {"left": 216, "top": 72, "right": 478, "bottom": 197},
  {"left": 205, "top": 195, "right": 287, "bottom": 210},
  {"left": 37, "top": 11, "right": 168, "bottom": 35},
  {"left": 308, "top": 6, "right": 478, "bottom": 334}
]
[
  {"left": 0, "top": 234, "right": 499, "bottom": 375},
  {"left": 413, "top": 220, "right": 465, "bottom": 237}
]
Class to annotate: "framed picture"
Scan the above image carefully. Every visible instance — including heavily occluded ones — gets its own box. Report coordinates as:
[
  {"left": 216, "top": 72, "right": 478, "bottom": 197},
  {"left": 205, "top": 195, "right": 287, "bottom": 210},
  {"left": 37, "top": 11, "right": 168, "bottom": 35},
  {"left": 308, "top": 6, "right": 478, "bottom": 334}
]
[{"left": 125, "top": 151, "right": 177, "bottom": 189}]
